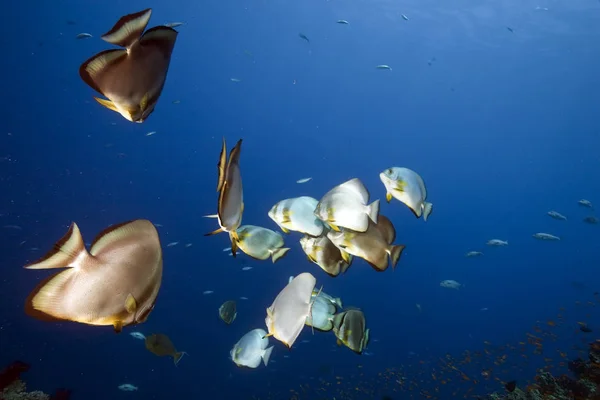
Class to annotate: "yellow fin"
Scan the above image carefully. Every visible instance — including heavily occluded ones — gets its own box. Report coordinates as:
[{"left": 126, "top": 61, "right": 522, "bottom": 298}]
[
  {"left": 94, "top": 97, "right": 119, "bottom": 112},
  {"left": 204, "top": 227, "right": 223, "bottom": 236},
  {"left": 340, "top": 249, "right": 351, "bottom": 264},
  {"left": 386, "top": 192, "right": 392, "bottom": 203},
  {"left": 262, "top": 333, "right": 274, "bottom": 339},
  {"left": 336, "top": 338, "right": 342, "bottom": 346},
  {"left": 113, "top": 320, "right": 123, "bottom": 333},
  {"left": 125, "top": 293, "right": 137, "bottom": 314},
  {"left": 281, "top": 209, "right": 293, "bottom": 224},
  {"left": 281, "top": 227, "right": 290, "bottom": 234},
  {"left": 140, "top": 92, "right": 149, "bottom": 111},
  {"left": 328, "top": 223, "right": 340, "bottom": 232}
]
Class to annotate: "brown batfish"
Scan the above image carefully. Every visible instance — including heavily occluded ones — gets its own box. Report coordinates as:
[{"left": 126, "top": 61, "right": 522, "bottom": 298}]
[
  {"left": 24, "top": 219, "right": 163, "bottom": 333},
  {"left": 79, "top": 8, "right": 178, "bottom": 122}
]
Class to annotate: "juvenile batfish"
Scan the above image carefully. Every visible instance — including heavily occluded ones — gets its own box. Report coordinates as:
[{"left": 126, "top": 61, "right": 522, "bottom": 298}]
[
  {"left": 440, "top": 280, "right": 463, "bottom": 290},
  {"left": 579, "top": 199, "right": 593, "bottom": 208},
  {"left": 24, "top": 220, "right": 163, "bottom": 333},
  {"left": 328, "top": 215, "right": 404, "bottom": 272},
  {"left": 219, "top": 300, "right": 237, "bottom": 324},
  {"left": 233, "top": 225, "right": 290, "bottom": 263},
  {"left": 533, "top": 233, "right": 560, "bottom": 241},
  {"left": 487, "top": 239, "right": 508, "bottom": 246},
  {"left": 300, "top": 234, "right": 351, "bottom": 277},
  {"left": 269, "top": 196, "right": 324, "bottom": 236},
  {"left": 332, "top": 309, "right": 369, "bottom": 354},
  {"left": 296, "top": 177, "right": 312, "bottom": 184},
  {"left": 130, "top": 331, "right": 146, "bottom": 340},
  {"left": 314, "top": 178, "right": 380, "bottom": 233},
  {"left": 465, "top": 251, "right": 483, "bottom": 257},
  {"left": 547, "top": 211, "right": 567, "bottom": 220},
  {"left": 76, "top": 32, "right": 93, "bottom": 39},
  {"left": 379, "top": 167, "right": 433, "bottom": 221},
  {"left": 376, "top": 65, "right": 392, "bottom": 70},
  {"left": 230, "top": 328, "right": 273, "bottom": 369},
  {"left": 79, "top": 9, "right": 178, "bottom": 122},
  {"left": 204, "top": 138, "right": 244, "bottom": 256},
  {"left": 145, "top": 333, "right": 187, "bottom": 365},
  {"left": 265, "top": 272, "right": 317, "bottom": 348}
]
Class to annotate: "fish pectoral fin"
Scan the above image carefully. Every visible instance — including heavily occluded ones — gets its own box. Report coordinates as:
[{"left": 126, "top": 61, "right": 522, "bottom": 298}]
[
  {"left": 125, "top": 293, "right": 137, "bottom": 314},
  {"left": 262, "top": 333, "right": 274, "bottom": 339},
  {"left": 204, "top": 227, "right": 224, "bottom": 236},
  {"left": 101, "top": 8, "right": 152, "bottom": 48},
  {"left": 281, "top": 227, "right": 290, "bottom": 234},
  {"left": 386, "top": 192, "right": 393, "bottom": 203},
  {"left": 113, "top": 320, "right": 123, "bottom": 333},
  {"left": 336, "top": 338, "right": 342, "bottom": 346},
  {"left": 340, "top": 249, "right": 351, "bottom": 264},
  {"left": 94, "top": 97, "right": 120, "bottom": 113}
]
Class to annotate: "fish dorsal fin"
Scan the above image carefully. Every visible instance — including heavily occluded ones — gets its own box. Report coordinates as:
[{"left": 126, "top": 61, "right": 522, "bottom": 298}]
[
  {"left": 25, "top": 222, "right": 92, "bottom": 270},
  {"left": 216, "top": 137, "right": 227, "bottom": 192},
  {"left": 226, "top": 139, "right": 243, "bottom": 174},
  {"left": 139, "top": 26, "right": 178, "bottom": 57},
  {"left": 338, "top": 178, "right": 369, "bottom": 204},
  {"left": 90, "top": 219, "right": 156, "bottom": 257},
  {"left": 101, "top": 8, "right": 152, "bottom": 48},
  {"left": 375, "top": 215, "right": 396, "bottom": 244}
]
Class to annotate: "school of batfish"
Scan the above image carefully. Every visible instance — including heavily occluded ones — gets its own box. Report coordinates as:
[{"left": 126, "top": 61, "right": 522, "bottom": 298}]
[{"left": 23, "top": 7, "right": 436, "bottom": 369}]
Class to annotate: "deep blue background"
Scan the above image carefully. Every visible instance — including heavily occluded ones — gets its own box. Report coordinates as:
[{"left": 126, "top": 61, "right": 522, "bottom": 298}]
[{"left": 1, "top": 0, "right": 599, "bottom": 399}]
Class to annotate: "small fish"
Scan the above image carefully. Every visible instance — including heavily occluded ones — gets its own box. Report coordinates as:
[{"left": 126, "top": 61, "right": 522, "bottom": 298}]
[
  {"left": 505, "top": 381, "right": 516, "bottom": 392},
  {"left": 219, "top": 300, "right": 237, "bottom": 324},
  {"left": 401, "top": 14, "right": 409, "bottom": 21},
  {"left": 118, "top": 384, "right": 138, "bottom": 391},
  {"left": 296, "top": 177, "right": 312, "bottom": 184},
  {"left": 578, "top": 199, "right": 593, "bottom": 208},
  {"left": 154, "top": 223, "right": 163, "bottom": 227},
  {"left": 172, "top": 100, "right": 181, "bottom": 104},
  {"left": 465, "top": 251, "right": 483, "bottom": 257},
  {"left": 164, "top": 22, "right": 184, "bottom": 28},
  {"left": 583, "top": 216, "right": 598, "bottom": 224},
  {"left": 145, "top": 333, "right": 187, "bottom": 365},
  {"left": 579, "top": 323, "right": 593, "bottom": 333},
  {"left": 298, "top": 33, "right": 310, "bottom": 43},
  {"left": 222, "top": 247, "right": 232, "bottom": 252},
  {"left": 230, "top": 78, "right": 241, "bottom": 82},
  {"left": 3, "top": 225, "right": 22, "bottom": 230},
  {"left": 506, "top": 26, "right": 514, "bottom": 33},
  {"left": 240, "top": 296, "right": 249, "bottom": 300},
  {"left": 547, "top": 211, "right": 567, "bottom": 220},
  {"left": 480, "top": 307, "right": 489, "bottom": 311},
  {"left": 167, "top": 241, "right": 179, "bottom": 247},
  {"left": 242, "top": 266, "right": 253, "bottom": 271},
  {"left": 145, "top": 131, "right": 157, "bottom": 136},
  {"left": 130, "top": 332, "right": 146, "bottom": 340},
  {"left": 336, "top": 20, "right": 349, "bottom": 24},
  {"left": 76, "top": 33, "right": 93, "bottom": 39},
  {"left": 416, "top": 304, "right": 422, "bottom": 312},
  {"left": 203, "top": 290, "right": 214, "bottom": 295},
  {"left": 184, "top": 243, "right": 193, "bottom": 247},
  {"left": 532, "top": 232, "right": 560, "bottom": 241},
  {"left": 486, "top": 239, "right": 508, "bottom": 246},
  {"left": 376, "top": 65, "right": 392, "bottom": 70},
  {"left": 440, "top": 280, "right": 463, "bottom": 290}
]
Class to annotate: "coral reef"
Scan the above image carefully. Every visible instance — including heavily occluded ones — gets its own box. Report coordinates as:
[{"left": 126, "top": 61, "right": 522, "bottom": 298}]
[
  {"left": 485, "top": 339, "right": 600, "bottom": 400},
  {"left": 0, "top": 361, "right": 71, "bottom": 400}
]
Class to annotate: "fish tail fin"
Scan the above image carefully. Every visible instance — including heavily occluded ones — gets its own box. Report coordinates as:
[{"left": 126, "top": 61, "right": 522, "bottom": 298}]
[
  {"left": 388, "top": 244, "right": 406, "bottom": 270},
  {"left": 271, "top": 248, "right": 290, "bottom": 263},
  {"left": 262, "top": 346, "right": 274, "bottom": 367},
  {"left": 101, "top": 8, "right": 152, "bottom": 48},
  {"left": 25, "top": 223, "right": 89, "bottom": 270},
  {"left": 173, "top": 351, "right": 188, "bottom": 366},
  {"left": 367, "top": 199, "right": 380, "bottom": 223},
  {"left": 422, "top": 202, "right": 433, "bottom": 221}
]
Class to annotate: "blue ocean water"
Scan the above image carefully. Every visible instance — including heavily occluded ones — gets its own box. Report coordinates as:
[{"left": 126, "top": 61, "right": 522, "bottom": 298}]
[{"left": 1, "top": 0, "right": 600, "bottom": 399}]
